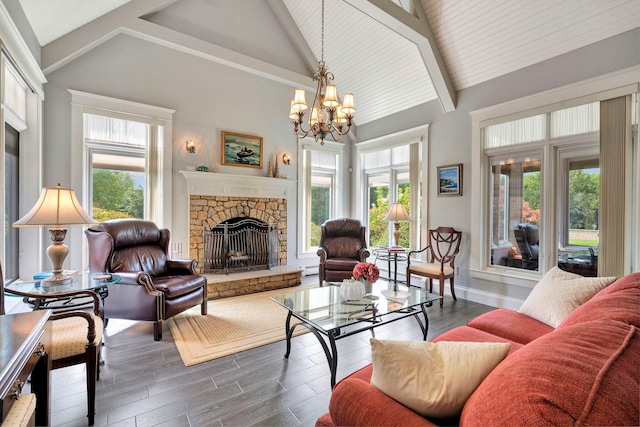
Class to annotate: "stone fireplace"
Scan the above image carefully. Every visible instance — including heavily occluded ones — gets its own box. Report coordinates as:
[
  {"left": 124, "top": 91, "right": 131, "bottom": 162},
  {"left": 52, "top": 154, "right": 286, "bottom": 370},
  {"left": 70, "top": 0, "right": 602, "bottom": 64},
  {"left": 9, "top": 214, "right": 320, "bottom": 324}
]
[
  {"left": 181, "top": 171, "right": 301, "bottom": 298},
  {"left": 189, "top": 195, "right": 287, "bottom": 271}
]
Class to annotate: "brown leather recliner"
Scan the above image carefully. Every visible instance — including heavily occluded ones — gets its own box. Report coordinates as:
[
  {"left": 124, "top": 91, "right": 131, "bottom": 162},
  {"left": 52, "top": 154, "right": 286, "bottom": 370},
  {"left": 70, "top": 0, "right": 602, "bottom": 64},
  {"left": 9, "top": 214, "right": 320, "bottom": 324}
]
[
  {"left": 85, "top": 219, "right": 207, "bottom": 340},
  {"left": 317, "top": 218, "right": 370, "bottom": 286}
]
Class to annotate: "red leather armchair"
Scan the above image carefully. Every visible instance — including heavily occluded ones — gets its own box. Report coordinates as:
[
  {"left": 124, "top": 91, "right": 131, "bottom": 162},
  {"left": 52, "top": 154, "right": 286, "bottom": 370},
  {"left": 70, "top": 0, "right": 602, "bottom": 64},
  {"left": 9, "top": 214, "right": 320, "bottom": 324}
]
[
  {"left": 85, "top": 219, "right": 207, "bottom": 340},
  {"left": 317, "top": 218, "right": 370, "bottom": 286}
]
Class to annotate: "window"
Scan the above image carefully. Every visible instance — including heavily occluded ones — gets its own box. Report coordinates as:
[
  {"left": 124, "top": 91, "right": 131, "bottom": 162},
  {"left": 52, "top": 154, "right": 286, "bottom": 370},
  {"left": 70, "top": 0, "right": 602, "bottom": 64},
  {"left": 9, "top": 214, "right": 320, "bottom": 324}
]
[
  {"left": 489, "top": 154, "right": 542, "bottom": 271},
  {"left": 71, "top": 90, "right": 174, "bottom": 231},
  {"left": 363, "top": 144, "right": 413, "bottom": 249},
  {"left": 481, "top": 101, "right": 603, "bottom": 276},
  {"left": 2, "top": 59, "right": 28, "bottom": 283},
  {"left": 3, "top": 124, "right": 19, "bottom": 282},
  {"left": 84, "top": 114, "right": 148, "bottom": 221},
  {"left": 557, "top": 152, "right": 600, "bottom": 275},
  {"left": 302, "top": 148, "right": 339, "bottom": 251}
]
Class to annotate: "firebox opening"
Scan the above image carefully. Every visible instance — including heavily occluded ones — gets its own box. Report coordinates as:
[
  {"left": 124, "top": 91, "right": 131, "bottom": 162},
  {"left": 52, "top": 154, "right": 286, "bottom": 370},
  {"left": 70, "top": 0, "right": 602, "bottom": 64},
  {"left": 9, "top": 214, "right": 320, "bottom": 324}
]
[{"left": 203, "top": 217, "right": 278, "bottom": 274}]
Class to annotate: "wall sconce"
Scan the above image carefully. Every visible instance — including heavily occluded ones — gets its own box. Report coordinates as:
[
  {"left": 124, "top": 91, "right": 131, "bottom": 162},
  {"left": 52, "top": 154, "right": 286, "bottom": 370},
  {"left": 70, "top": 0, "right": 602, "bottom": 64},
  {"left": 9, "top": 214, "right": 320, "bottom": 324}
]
[
  {"left": 186, "top": 140, "right": 196, "bottom": 154},
  {"left": 282, "top": 153, "right": 291, "bottom": 165}
]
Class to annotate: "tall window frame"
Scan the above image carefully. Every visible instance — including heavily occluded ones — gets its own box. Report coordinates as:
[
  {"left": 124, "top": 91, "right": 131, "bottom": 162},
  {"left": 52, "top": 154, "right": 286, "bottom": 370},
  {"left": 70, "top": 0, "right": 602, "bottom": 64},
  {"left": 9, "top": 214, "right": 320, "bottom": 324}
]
[
  {"left": 84, "top": 114, "right": 149, "bottom": 221},
  {"left": 70, "top": 90, "right": 174, "bottom": 270},
  {"left": 358, "top": 139, "right": 422, "bottom": 251},
  {"left": 1, "top": 38, "right": 46, "bottom": 284},
  {"left": 471, "top": 76, "right": 639, "bottom": 286},
  {"left": 300, "top": 143, "right": 342, "bottom": 253}
]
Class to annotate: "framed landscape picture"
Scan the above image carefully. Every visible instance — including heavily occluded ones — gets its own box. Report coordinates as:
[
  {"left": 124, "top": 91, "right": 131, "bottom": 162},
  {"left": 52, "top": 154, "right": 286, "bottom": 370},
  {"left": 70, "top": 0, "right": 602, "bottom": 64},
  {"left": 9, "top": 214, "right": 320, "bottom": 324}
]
[
  {"left": 221, "top": 131, "right": 263, "bottom": 168},
  {"left": 437, "top": 164, "right": 463, "bottom": 196}
]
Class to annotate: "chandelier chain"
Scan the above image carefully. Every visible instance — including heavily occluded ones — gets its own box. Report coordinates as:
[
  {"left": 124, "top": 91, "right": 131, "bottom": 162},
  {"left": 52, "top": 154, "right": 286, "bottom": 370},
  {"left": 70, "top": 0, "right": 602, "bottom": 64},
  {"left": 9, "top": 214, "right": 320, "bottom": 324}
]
[
  {"left": 288, "top": 0, "right": 355, "bottom": 144},
  {"left": 321, "top": 0, "right": 325, "bottom": 64}
]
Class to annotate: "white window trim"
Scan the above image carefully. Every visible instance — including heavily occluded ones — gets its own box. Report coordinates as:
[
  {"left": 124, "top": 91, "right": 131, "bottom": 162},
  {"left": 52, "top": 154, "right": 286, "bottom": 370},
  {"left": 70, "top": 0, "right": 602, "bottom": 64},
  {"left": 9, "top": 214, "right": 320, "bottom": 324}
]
[
  {"left": 69, "top": 90, "right": 175, "bottom": 270},
  {"left": 356, "top": 125, "right": 428, "bottom": 252},
  {"left": 471, "top": 66, "right": 640, "bottom": 287},
  {"left": 0, "top": 22, "right": 46, "bottom": 280},
  {"left": 296, "top": 138, "right": 344, "bottom": 270}
]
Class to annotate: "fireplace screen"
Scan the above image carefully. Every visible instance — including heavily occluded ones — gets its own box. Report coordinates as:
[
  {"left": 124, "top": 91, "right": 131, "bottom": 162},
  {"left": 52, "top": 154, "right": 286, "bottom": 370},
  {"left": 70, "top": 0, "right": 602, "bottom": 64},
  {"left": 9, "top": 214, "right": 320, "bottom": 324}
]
[{"left": 203, "top": 218, "right": 278, "bottom": 273}]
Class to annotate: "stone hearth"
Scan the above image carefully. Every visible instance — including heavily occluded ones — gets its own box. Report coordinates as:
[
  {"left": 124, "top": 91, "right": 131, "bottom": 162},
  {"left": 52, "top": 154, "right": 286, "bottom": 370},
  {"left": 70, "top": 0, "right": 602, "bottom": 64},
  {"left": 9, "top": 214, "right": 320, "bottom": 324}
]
[{"left": 204, "top": 266, "right": 303, "bottom": 299}]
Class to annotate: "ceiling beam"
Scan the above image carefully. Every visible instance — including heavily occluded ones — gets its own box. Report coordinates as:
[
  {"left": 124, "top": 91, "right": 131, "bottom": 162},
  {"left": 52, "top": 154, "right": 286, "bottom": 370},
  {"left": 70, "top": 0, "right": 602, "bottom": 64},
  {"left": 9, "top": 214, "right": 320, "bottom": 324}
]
[
  {"left": 343, "top": 0, "right": 456, "bottom": 112},
  {"left": 124, "top": 19, "right": 314, "bottom": 90},
  {"left": 41, "top": 0, "right": 179, "bottom": 75}
]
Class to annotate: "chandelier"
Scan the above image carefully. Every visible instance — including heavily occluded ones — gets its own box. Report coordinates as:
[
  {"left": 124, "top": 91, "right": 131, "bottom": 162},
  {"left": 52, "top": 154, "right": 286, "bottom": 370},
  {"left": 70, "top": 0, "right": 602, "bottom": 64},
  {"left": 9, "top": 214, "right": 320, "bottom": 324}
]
[{"left": 288, "top": 0, "right": 355, "bottom": 145}]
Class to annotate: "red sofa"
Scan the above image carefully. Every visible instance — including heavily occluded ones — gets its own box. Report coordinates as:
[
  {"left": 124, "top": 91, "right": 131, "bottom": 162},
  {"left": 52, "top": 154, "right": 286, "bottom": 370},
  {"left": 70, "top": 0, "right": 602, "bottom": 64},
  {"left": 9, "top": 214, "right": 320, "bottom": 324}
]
[{"left": 316, "top": 272, "right": 640, "bottom": 426}]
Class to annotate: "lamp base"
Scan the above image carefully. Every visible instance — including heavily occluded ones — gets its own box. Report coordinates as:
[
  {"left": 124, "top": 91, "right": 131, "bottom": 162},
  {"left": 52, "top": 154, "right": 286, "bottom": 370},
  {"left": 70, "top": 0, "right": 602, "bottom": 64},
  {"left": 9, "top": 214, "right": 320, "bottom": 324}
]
[{"left": 44, "top": 228, "right": 72, "bottom": 286}]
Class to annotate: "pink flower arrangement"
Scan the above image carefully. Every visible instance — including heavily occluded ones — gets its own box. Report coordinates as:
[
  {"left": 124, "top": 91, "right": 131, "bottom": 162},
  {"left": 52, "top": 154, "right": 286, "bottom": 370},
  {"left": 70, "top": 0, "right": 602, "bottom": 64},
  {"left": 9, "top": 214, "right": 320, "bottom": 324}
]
[{"left": 352, "top": 262, "right": 380, "bottom": 283}]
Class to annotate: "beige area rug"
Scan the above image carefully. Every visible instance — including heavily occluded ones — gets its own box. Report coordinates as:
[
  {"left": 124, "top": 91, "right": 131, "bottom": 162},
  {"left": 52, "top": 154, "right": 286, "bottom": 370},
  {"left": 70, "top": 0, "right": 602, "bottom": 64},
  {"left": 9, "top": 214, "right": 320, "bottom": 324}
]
[{"left": 168, "top": 285, "right": 314, "bottom": 366}]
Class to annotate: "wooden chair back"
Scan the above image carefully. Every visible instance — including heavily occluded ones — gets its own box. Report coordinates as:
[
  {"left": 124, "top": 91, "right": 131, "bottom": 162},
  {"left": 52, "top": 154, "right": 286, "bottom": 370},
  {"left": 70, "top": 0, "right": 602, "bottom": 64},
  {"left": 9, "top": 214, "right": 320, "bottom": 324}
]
[{"left": 427, "top": 227, "right": 462, "bottom": 266}]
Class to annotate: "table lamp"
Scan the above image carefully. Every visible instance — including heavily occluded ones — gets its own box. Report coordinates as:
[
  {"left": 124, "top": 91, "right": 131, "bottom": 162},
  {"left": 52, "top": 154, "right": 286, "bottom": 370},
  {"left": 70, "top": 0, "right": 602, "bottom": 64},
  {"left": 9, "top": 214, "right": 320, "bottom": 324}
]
[
  {"left": 383, "top": 203, "right": 411, "bottom": 247},
  {"left": 13, "top": 183, "right": 97, "bottom": 285}
]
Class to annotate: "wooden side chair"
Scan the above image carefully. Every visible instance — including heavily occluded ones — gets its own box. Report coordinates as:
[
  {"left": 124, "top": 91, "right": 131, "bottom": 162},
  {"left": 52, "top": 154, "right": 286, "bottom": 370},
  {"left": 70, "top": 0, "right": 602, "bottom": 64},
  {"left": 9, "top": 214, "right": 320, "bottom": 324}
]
[
  {"left": 0, "top": 263, "right": 103, "bottom": 425},
  {"left": 406, "top": 227, "right": 462, "bottom": 307}
]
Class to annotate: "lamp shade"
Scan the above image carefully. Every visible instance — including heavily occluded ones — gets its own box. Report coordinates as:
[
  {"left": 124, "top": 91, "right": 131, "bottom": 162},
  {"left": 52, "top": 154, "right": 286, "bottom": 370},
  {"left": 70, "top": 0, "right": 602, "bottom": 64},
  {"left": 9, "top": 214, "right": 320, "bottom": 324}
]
[
  {"left": 13, "top": 183, "right": 96, "bottom": 228},
  {"left": 383, "top": 203, "right": 411, "bottom": 222}
]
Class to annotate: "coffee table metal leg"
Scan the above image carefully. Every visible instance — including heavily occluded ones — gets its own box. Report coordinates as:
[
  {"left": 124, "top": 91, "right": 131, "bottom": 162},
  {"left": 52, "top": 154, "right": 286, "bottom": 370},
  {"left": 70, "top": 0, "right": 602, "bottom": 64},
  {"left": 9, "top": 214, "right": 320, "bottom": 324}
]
[
  {"left": 284, "top": 311, "right": 294, "bottom": 358},
  {"left": 281, "top": 313, "right": 341, "bottom": 388},
  {"left": 411, "top": 303, "right": 431, "bottom": 340}
]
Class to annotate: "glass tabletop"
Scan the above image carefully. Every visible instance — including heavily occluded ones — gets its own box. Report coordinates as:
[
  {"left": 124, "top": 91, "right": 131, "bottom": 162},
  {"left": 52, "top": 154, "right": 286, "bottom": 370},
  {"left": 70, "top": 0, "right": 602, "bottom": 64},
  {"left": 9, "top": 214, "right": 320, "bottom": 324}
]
[
  {"left": 270, "top": 279, "right": 441, "bottom": 334},
  {"left": 5, "top": 273, "right": 121, "bottom": 297}
]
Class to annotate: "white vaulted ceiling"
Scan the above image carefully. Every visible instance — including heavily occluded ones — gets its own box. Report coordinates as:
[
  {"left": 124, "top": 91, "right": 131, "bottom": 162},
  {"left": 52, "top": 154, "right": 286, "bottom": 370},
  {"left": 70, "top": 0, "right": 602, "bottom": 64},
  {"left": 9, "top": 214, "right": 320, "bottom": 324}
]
[{"left": 16, "top": 0, "right": 640, "bottom": 126}]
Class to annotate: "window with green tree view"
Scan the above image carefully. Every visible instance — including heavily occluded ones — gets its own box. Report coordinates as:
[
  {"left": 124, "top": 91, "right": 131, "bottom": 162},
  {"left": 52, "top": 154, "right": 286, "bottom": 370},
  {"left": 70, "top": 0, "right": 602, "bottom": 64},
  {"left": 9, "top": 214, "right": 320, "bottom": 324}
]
[
  {"left": 485, "top": 102, "right": 601, "bottom": 274},
  {"left": 303, "top": 149, "right": 339, "bottom": 250},
  {"left": 84, "top": 114, "right": 148, "bottom": 221},
  {"left": 363, "top": 146, "right": 412, "bottom": 249}
]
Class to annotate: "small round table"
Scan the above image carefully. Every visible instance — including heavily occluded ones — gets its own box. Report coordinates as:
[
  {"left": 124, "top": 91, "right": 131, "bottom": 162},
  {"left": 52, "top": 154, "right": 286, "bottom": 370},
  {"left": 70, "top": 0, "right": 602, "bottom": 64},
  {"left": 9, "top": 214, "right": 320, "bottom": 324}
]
[
  {"left": 373, "top": 247, "right": 408, "bottom": 284},
  {"left": 4, "top": 273, "right": 121, "bottom": 312}
]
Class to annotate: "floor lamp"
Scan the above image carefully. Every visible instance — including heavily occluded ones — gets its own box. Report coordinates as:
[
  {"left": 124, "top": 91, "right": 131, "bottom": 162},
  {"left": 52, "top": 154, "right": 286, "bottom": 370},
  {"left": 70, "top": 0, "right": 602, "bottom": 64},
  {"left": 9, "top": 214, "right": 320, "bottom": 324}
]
[
  {"left": 383, "top": 203, "right": 411, "bottom": 247},
  {"left": 14, "top": 183, "right": 97, "bottom": 285}
]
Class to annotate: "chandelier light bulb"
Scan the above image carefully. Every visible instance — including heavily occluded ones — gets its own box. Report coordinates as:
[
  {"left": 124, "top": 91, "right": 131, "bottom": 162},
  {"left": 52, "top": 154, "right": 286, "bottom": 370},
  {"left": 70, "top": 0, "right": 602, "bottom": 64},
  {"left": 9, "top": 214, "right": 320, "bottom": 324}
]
[
  {"left": 341, "top": 93, "right": 356, "bottom": 115},
  {"left": 292, "top": 89, "right": 308, "bottom": 110},
  {"left": 323, "top": 85, "right": 340, "bottom": 108}
]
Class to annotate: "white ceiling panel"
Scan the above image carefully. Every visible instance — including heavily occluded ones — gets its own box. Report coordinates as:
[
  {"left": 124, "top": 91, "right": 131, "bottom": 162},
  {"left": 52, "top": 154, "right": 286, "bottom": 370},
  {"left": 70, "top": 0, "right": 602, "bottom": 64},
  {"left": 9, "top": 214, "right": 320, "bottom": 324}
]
[
  {"left": 421, "top": 0, "right": 640, "bottom": 89},
  {"left": 283, "top": 0, "right": 438, "bottom": 125}
]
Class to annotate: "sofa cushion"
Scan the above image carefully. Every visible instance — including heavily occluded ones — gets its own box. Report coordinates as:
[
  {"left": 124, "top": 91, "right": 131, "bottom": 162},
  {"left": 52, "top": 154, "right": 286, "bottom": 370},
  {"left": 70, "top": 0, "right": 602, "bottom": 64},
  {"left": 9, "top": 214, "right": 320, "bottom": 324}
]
[
  {"left": 467, "top": 308, "right": 553, "bottom": 344},
  {"left": 432, "top": 325, "right": 524, "bottom": 354},
  {"left": 518, "top": 266, "right": 616, "bottom": 327},
  {"left": 328, "top": 377, "right": 437, "bottom": 427},
  {"left": 370, "top": 339, "right": 510, "bottom": 418},
  {"left": 559, "top": 272, "right": 640, "bottom": 328},
  {"left": 460, "top": 319, "right": 639, "bottom": 427}
]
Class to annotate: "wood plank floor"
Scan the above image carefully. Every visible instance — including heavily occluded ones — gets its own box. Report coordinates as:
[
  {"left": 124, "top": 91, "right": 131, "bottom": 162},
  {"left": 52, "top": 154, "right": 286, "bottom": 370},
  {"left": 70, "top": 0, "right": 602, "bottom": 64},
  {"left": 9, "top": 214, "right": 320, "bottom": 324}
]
[{"left": 48, "top": 275, "right": 494, "bottom": 427}]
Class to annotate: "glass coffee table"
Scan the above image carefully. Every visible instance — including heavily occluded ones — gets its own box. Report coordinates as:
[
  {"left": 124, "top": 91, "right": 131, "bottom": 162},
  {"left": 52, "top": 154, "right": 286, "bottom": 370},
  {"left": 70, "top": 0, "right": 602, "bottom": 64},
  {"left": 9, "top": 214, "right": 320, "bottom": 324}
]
[{"left": 270, "top": 280, "right": 442, "bottom": 387}]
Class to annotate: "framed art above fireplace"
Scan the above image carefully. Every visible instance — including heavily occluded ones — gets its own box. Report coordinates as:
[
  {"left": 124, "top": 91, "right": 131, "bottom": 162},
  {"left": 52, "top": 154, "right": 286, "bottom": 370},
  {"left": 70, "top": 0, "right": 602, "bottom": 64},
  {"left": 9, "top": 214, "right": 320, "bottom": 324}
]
[{"left": 221, "top": 131, "right": 263, "bottom": 168}]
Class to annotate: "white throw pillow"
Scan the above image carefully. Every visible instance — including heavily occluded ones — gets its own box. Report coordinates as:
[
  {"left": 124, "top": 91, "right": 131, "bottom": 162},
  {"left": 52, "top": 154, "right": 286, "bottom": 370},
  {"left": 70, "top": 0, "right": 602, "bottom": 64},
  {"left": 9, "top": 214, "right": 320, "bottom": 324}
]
[
  {"left": 518, "top": 266, "right": 617, "bottom": 327},
  {"left": 370, "top": 339, "right": 510, "bottom": 418}
]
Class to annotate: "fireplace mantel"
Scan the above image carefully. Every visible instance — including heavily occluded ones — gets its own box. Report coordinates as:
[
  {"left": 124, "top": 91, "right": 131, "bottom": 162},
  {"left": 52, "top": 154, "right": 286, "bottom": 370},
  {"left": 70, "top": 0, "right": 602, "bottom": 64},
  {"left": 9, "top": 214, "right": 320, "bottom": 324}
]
[{"left": 180, "top": 171, "right": 296, "bottom": 199}]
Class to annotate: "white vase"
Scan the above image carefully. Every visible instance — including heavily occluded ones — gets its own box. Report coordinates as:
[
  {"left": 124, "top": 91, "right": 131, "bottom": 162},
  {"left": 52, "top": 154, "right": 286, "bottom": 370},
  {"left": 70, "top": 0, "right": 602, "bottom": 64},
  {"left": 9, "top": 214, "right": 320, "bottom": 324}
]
[{"left": 341, "top": 279, "right": 366, "bottom": 300}]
